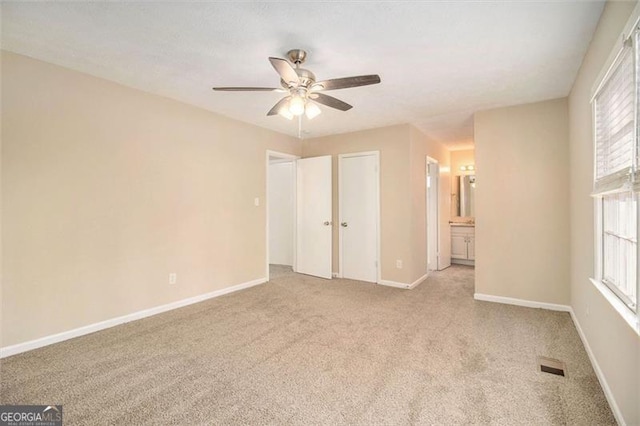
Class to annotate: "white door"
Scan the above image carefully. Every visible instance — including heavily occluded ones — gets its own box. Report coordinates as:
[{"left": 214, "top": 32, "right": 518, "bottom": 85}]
[
  {"left": 339, "top": 153, "right": 379, "bottom": 283},
  {"left": 438, "top": 173, "right": 452, "bottom": 269},
  {"left": 296, "top": 156, "right": 332, "bottom": 279},
  {"left": 427, "top": 159, "right": 439, "bottom": 271}
]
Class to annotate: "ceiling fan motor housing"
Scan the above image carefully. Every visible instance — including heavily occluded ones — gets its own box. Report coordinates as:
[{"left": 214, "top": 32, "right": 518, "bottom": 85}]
[
  {"left": 287, "top": 49, "right": 307, "bottom": 65},
  {"left": 281, "top": 68, "right": 316, "bottom": 89}
]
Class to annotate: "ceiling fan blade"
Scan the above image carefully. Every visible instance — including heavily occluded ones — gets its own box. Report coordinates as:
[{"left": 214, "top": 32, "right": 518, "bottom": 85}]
[
  {"left": 269, "top": 57, "right": 300, "bottom": 86},
  {"left": 311, "top": 93, "right": 352, "bottom": 111},
  {"left": 267, "top": 96, "right": 291, "bottom": 116},
  {"left": 313, "top": 75, "right": 381, "bottom": 91},
  {"left": 213, "top": 87, "right": 283, "bottom": 92}
]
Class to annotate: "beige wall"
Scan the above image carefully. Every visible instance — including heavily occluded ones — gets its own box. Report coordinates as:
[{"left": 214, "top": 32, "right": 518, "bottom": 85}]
[
  {"left": 1, "top": 51, "right": 301, "bottom": 347},
  {"left": 302, "top": 124, "right": 450, "bottom": 285},
  {"left": 568, "top": 1, "right": 639, "bottom": 424},
  {"left": 474, "top": 98, "right": 570, "bottom": 305},
  {"left": 2, "top": 51, "right": 453, "bottom": 347},
  {"left": 450, "top": 149, "right": 475, "bottom": 178},
  {"left": 1, "top": 51, "right": 3, "bottom": 351}
]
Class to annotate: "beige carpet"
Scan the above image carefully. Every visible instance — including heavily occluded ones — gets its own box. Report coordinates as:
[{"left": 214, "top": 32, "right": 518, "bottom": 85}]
[{"left": 1, "top": 266, "right": 614, "bottom": 425}]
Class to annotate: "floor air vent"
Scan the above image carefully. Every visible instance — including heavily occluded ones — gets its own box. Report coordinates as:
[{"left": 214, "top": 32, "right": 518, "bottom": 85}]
[{"left": 537, "top": 356, "right": 566, "bottom": 377}]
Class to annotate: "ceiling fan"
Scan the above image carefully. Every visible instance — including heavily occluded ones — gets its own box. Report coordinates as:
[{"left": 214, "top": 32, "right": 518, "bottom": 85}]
[{"left": 213, "top": 49, "right": 381, "bottom": 120}]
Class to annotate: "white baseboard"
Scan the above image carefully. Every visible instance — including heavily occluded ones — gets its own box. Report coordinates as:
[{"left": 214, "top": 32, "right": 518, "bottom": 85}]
[
  {"left": 378, "top": 279, "right": 411, "bottom": 289},
  {"left": 569, "top": 309, "right": 626, "bottom": 426},
  {"left": 378, "top": 273, "right": 429, "bottom": 290},
  {"left": 451, "top": 259, "right": 475, "bottom": 266},
  {"left": 409, "top": 273, "right": 429, "bottom": 289},
  {"left": 0, "top": 277, "right": 267, "bottom": 359},
  {"left": 473, "top": 293, "right": 571, "bottom": 312}
]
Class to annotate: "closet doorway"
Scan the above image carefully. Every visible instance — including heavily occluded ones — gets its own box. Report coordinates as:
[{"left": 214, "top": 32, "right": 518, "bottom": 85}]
[{"left": 266, "top": 151, "right": 298, "bottom": 280}]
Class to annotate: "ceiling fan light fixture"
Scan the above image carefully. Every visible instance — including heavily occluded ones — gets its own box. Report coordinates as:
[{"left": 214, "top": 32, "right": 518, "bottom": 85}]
[
  {"left": 278, "top": 104, "right": 294, "bottom": 120},
  {"left": 305, "top": 102, "right": 322, "bottom": 120},
  {"left": 289, "top": 96, "right": 306, "bottom": 116}
]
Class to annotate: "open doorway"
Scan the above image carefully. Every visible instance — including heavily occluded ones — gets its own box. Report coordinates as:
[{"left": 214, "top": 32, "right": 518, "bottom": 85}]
[
  {"left": 426, "top": 157, "right": 440, "bottom": 273},
  {"left": 266, "top": 151, "right": 298, "bottom": 281}
]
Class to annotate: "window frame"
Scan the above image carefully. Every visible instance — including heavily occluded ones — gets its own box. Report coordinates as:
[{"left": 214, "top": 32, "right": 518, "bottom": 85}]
[
  {"left": 591, "top": 24, "right": 640, "bottom": 330},
  {"left": 594, "top": 194, "right": 638, "bottom": 313}
]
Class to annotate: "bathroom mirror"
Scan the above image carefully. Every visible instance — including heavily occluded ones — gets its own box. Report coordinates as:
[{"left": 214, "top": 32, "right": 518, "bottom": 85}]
[{"left": 453, "top": 175, "right": 476, "bottom": 218}]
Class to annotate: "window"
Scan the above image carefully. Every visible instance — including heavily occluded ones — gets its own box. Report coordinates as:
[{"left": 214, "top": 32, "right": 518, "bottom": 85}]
[
  {"left": 592, "top": 30, "right": 640, "bottom": 313},
  {"left": 601, "top": 192, "right": 637, "bottom": 307}
]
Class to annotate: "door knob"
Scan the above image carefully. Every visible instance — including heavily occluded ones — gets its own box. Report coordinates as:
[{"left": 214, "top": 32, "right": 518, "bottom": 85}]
[
  {"left": 341, "top": 222, "right": 348, "bottom": 227},
  {"left": 323, "top": 221, "right": 332, "bottom": 226}
]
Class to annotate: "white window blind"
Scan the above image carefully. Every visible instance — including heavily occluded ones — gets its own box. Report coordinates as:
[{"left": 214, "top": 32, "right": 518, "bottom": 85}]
[{"left": 593, "top": 37, "right": 636, "bottom": 194}]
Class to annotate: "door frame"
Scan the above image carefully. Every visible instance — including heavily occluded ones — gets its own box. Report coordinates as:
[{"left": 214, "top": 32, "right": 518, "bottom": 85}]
[
  {"left": 426, "top": 156, "right": 440, "bottom": 272},
  {"left": 338, "top": 151, "right": 381, "bottom": 282},
  {"left": 266, "top": 150, "right": 299, "bottom": 281}
]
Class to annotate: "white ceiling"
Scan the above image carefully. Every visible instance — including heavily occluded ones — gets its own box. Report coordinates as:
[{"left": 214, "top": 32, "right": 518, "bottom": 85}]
[{"left": 1, "top": 1, "right": 604, "bottom": 150}]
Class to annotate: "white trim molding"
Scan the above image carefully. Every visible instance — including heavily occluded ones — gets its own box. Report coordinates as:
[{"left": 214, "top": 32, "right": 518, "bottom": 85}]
[
  {"left": 378, "top": 279, "right": 411, "bottom": 289},
  {"left": 0, "top": 277, "right": 267, "bottom": 359},
  {"left": 473, "top": 293, "right": 571, "bottom": 312},
  {"left": 409, "top": 273, "right": 429, "bottom": 289},
  {"left": 569, "top": 308, "right": 627, "bottom": 426},
  {"left": 378, "top": 273, "right": 429, "bottom": 290},
  {"left": 451, "top": 259, "right": 475, "bottom": 267},
  {"left": 590, "top": 278, "right": 640, "bottom": 335}
]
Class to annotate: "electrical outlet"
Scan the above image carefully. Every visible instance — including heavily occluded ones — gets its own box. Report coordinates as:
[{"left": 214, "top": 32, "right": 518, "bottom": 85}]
[
  {"left": 254, "top": 197, "right": 260, "bottom": 206},
  {"left": 396, "top": 260, "right": 403, "bottom": 269},
  {"left": 169, "top": 273, "right": 177, "bottom": 285}
]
